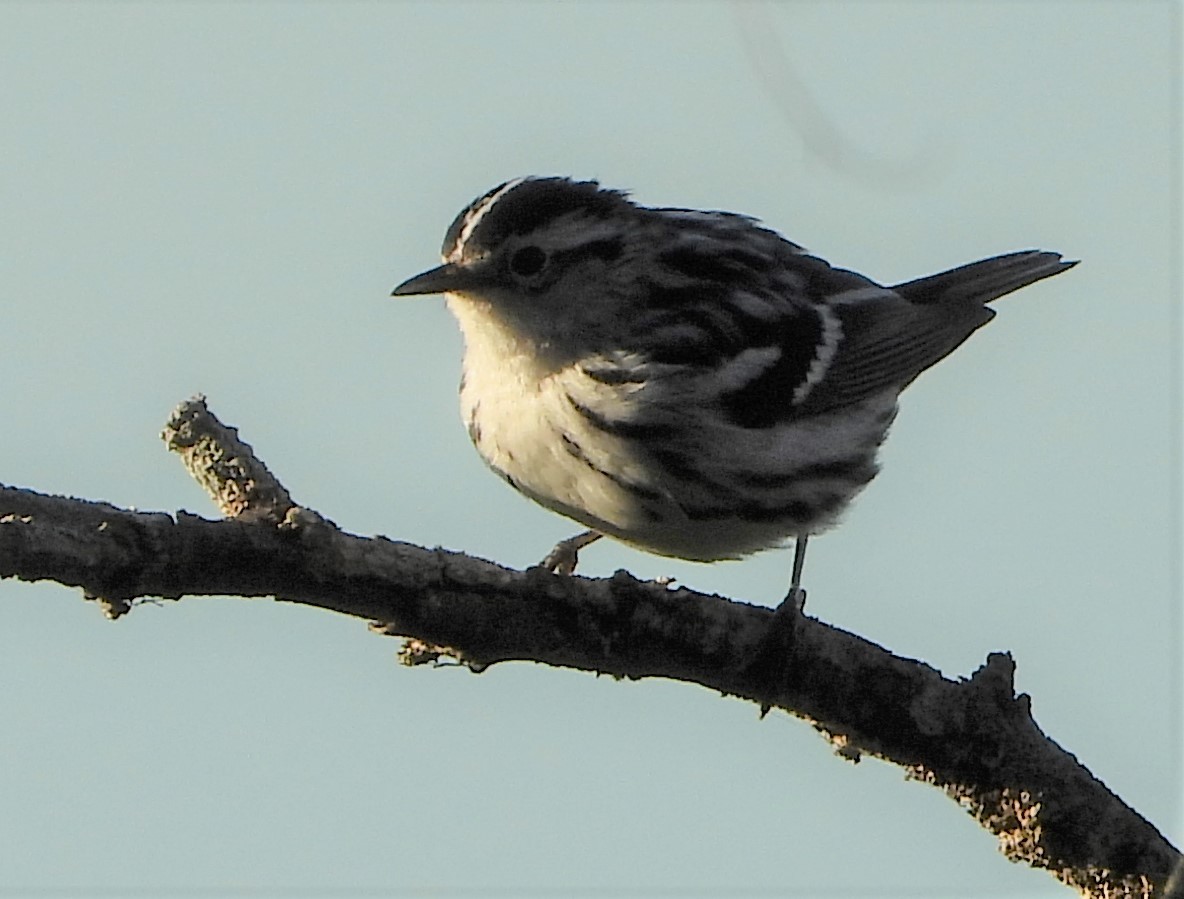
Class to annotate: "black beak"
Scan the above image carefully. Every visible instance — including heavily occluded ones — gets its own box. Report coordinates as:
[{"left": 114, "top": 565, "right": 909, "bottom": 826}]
[{"left": 392, "top": 262, "right": 491, "bottom": 297}]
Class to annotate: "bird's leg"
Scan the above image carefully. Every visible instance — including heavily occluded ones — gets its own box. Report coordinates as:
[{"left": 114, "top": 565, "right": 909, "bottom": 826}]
[
  {"left": 744, "top": 534, "right": 809, "bottom": 711},
  {"left": 539, "top": 530, "right": 602, "bottom": 575},
  {"left": 786, "top": 534, "right": 808, "bottom": 612}
]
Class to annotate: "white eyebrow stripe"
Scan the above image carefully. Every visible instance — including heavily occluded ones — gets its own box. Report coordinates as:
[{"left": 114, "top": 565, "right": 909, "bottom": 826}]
[{"left": 448, "top": 176, "right": 529, "bottom": 262}]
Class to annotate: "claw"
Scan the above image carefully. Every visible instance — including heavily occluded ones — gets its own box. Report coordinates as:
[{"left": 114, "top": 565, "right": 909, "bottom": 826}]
[{"left": 539, "top": 530, "right": 602, "bottom": 575}]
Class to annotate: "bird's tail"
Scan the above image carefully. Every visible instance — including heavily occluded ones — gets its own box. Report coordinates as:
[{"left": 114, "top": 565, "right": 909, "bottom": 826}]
[{"left": 891, "top": 250, "right": 1077, "bottom": 306}]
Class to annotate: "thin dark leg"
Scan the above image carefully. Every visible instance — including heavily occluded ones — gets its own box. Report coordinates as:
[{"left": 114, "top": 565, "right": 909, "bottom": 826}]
[
  {"left": 744, "top": 534, "right": 809, "bottom": 708},
  {"left": 787, "top": 534, "right": 808, "bottom": 610}
]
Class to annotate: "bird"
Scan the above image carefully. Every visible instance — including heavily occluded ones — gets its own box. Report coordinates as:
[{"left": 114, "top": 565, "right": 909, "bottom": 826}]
[{"left": 392, "top": 176, "right": 1075, "bottom": 601}]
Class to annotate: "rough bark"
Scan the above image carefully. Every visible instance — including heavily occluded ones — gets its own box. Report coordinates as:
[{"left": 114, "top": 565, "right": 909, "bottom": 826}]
[{"left": 0, "top": 397, "right": 1179, "bottom": 898}]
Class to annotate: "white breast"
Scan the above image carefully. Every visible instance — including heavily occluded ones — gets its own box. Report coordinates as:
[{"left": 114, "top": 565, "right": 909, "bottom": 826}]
[
  {"left": 446, "top": 293, "right": 899, "bottom": 561},
  {"left": 449, "top": 295, "right": 659, "bottom": 537}
]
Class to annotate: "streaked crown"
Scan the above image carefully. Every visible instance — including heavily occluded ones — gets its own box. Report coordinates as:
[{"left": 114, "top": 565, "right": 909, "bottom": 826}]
[{"left": 441, "top": 177, "right": 634, "bottom": 263}]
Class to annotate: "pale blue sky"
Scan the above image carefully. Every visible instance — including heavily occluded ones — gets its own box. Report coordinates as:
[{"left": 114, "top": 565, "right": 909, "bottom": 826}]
[{"left": 1, "top": 2, "right": 1179, "bottom": 896}]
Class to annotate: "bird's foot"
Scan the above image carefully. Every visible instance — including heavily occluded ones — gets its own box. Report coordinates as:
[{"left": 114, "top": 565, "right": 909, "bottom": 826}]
[
  {"left": 781, "top": 584, "right": 807, "bottom": 616},
  {"left": 746, "top": 584, "right": 808, "bottom": 717},
  {"left": 538, "top": 530, "right": 602, "bottom": 575}
]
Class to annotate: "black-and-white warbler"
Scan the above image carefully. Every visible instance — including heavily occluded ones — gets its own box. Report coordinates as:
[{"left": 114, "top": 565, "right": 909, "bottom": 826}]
[{"left": 393, "top": 176, "right": 1075, "bottom": 597}]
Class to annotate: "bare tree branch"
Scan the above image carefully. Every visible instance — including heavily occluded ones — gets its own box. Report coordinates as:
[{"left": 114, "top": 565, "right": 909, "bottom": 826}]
[{"left": 1, "top": 397, "right": 1179, "bottom": 898}]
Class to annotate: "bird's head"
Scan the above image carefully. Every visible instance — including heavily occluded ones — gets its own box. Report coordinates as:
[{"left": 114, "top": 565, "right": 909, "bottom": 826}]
[{"left": 393, "top": 177, "right": 653, "bottom": 362}]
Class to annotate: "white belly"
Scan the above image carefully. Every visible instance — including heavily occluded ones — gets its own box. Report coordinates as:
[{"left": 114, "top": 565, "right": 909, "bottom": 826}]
[{"left": 449, "top": 294, "right": 896, "bottom": 561}]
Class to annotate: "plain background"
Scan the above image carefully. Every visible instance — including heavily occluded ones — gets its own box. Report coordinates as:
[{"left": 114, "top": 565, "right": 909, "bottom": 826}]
[{"left": 1, "top": 2, "right": 1179, "bottom": 896}]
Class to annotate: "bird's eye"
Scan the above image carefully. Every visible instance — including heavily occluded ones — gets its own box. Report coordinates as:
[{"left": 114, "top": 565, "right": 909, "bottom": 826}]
[{"left": 509, "top": 246, "right": 547, "bottom": 277}]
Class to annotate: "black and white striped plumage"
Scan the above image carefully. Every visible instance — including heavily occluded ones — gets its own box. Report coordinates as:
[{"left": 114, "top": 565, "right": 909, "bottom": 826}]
[{"left": 393, "top": 176, "right": 1075, "bottom": 569}]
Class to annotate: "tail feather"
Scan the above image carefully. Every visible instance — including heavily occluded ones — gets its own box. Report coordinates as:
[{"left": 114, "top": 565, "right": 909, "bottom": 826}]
[{"left": 892, "top": 250, "right": 1077, "bottom": 306}]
